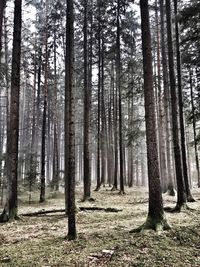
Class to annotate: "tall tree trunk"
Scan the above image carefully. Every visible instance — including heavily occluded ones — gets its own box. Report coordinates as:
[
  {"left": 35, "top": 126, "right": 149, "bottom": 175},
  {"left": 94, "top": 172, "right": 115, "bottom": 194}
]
[
  {"left": 135, "top": 0, "right": 169, "bottom": 231},
  {"left": 95, "top": 0, "right": 101, "bottom": 191},
  {"left": 83, "top": 0, "right": 91, "bottom": 200},
  {"left": 159, "top": 0, "right": 175, "bottom": 196},
  {"left": 0, "top": 0, "right": 6, "bottom": 64},
  {"left": 189, "top": 69, "right": 200, "bottom": 187},
  {"left": 174, "top": 0, "right": 194, "bottom": 201},
  {"left": 39, "top": 0, "right": 48, "bottom": 203},
  {"left": 0, "top": 0, "right": 22, "bottom": 222},
  {"left": 65, "top": 0, "right": 77, "bottom": 240},
  {"left": 117, "top": 0, "right": 124, "bottom": 194},
  {"left": 166, "top": 0, "right": 186, "bottom": 210},
  {"left": 52, "top": 26, "right": 59, "bottom": 191},
  {"left": 112, "top": 61, "right": 118, "bottom": 191},
  {"left": 155, "top": 0, "right": 168, "bottom": 193}
]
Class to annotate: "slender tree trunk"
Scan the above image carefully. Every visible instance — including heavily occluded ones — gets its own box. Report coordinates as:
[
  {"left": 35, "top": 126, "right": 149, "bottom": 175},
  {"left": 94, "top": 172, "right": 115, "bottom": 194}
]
[
  {"left": 65, "top": 0, "right": 77, "bottom": 240},
  {"left": 174, "top": 0, "right": 194, "bottom": 201},
  {"left": 112, "top": 61, "right": 118, "bottom": 191},
  {"left": 135, "top": 0, "right": 169, "bottom": 230},
  {"left": 0, "top": 0, "right": 22, "bottom": 222},
  {"left": 52, "top": 26, "right": 59, "bottom": 191},
  {"left": 0, "top": 0, "right": 6, "bottom": 64},
  {"left": 83, "top": 0, "right": 91, "bottom": 200},
  {"left": 159, "top": 0, "right": 175, "bottom": 196},
  {"left": 117, "top": 0, "right": 124, "bottom": 194},
  {"left": 95, "top": 0, "right": 101, "bottom": 191},
  {"left": 155, "top": 0, "right": 168, "bottom": 192},
  {"left": 40, "top": 0, "right": 48, "bottom": 203},
  {"left": 189, "top": 69, "right": 200, "bottom": 187},
  {"left": 166, "top": 0, "right": 186, "bottom": 210}
]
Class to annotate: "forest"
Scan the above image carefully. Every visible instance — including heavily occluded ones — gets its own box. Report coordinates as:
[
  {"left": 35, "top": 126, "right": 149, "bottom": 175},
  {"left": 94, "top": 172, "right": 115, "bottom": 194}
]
[{"left": 0, "top": 0, "right": 200, "bottom": 266}]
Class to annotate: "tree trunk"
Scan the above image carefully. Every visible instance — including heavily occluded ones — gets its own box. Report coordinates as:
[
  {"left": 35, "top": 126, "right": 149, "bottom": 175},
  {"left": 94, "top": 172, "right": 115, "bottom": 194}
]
[
  {"left": 95, "top": 0, "right": 101, "bottom": 191},
  {"left": 189, "top": 69, "right": 200, "bottom": 187},
  {"left": 159, "top": 0, "right": 175, "bottom": 196},
  {"left": 117, "top": 0, "right": 124, "bottom": 194},
  {"left": 39, "top": 0, "right": 48, "bottom": 203},
  {"left": 83, "top": 0, "right": 91, "bottom": 200},
  {"left": 166, "top": 0, "right": 186, "bottom": 210},
  {"left": 0, "top": 0, "right": 6, "bottom": 63},
  {"left": 65, "top": 0, "right": 77, "bottom": 240},
  {"left": 174, "top": 0, "right": 194, "bottom": 201},
  {"left": 0, "top": 0, "right": 22, "bottom": 222},
  {"left": 135, "top": 0, "right": 169, "bottom": 231}
]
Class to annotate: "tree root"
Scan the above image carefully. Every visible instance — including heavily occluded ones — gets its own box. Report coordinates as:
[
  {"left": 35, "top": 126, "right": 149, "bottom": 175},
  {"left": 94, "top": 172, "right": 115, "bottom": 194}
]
[
  {"left": 164, "top": 203, "right": 195, "bottom": 213},
  {"left": 187, "top": 196, "right": 195, "bottom": 203},
  {"left": 130, "top": 215, "right": 171, "bottom": 233},
  {"left": 111, "top": 186, "right": 118, "bottom": 191}
]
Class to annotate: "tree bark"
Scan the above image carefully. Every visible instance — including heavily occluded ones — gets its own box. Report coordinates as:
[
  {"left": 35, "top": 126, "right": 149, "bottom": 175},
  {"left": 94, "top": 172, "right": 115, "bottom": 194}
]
[
  {"left": 166, "top": 0, "right": 186, "bottom": 210},
  {"left": 0, "top": 0, "right": 22, "bottom": 222},
  {"left": 134, "top": 0, "right": 169, "bottom": 231},
  {"left": 65, "top": 0, "right": 77, "bottom": 240},
  {"left": 174, "top": 0, "right": 194, "bottom": 201}
]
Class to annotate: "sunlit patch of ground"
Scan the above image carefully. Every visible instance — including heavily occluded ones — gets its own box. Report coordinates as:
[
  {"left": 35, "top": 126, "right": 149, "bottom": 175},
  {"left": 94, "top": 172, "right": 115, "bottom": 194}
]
[{"left": 0, "top": 186, "right": 200, "bottom": 266}]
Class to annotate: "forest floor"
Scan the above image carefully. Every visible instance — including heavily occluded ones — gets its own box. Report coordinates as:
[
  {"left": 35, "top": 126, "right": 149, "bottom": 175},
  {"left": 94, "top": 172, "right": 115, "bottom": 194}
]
[{"left": 0, "top": 186, "right": 200, "bottom": 267}]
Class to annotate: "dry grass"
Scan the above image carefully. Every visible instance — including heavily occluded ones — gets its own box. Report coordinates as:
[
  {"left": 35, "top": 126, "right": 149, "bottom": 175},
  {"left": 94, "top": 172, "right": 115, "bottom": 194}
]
[{"left": 0, "top": 186, "right": 200, "bottom": 266}]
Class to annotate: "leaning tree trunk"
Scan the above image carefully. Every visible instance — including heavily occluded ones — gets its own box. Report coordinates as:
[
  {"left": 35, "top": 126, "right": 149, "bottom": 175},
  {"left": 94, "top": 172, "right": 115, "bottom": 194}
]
[
  {"left": 134, "top": 0, "right": 169, "bottom": 231},
  {"left": 65, "top": 0, "right": 77, "bottom": 240},
  {"left": 166, "top": 0, "right": 186, "bottom": 211},
  {"left": 0, "top": 0, "right": 22, "bottom": 222},
  {"left": 174, "top": 0, "right": 194, "bottom": 202}
]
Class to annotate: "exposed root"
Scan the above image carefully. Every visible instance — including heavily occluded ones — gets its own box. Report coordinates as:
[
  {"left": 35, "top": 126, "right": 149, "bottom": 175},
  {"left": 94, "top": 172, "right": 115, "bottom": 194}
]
[
  {"left": 81, "top": 197, "right": 95, "bottom": 202},
  {"left": 94, "top": 187, "right": 101, "bottom": 192},
  {"left": 111, "top": 186, "right": 118, "bottom": 191},
  {"left": 187, "top": 196, "right": 195, "bottom": 203},
  {"left": 130, "top": 215, "right": 171, "bottom": 233},
  {"left": 164, "top": 203, "right": 194, "bottom": 213},
  {"left": 119, "top": 190, "right": 126, "bottom": 195}
]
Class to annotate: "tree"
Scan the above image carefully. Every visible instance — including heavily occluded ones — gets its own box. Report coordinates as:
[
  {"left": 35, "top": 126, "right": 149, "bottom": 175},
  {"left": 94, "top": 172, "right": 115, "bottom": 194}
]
[
  {"left": 65, "top": 0, "right": 77, "bottom": 240},
  {"left": 116, "top": 0, "right": 125, "bottom": 194},
  {"left": 166, "top": 0, "right": 187, "bottom": 211},
  {"left": 174, "top": 0, "right": 195, "bottom": 202},
  {"left": 131, "top": 0, "right": 169, "bottom": 231},
  {"left": 39, "top": 0, "right": 48, "bottom": 203},
  {"left": 0, "top": 0, "right": 6, "bottom": 63},
  {"left": 0, "top": 0, "right": 22, "bottom": 222},
  {"left": 83, "top": 0, "right": 91, "bottom": 201}
]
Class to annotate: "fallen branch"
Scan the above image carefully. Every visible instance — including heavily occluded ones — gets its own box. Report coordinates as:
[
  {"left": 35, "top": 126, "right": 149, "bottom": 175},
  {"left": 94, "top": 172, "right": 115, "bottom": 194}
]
[{"left": 21, "top": 207, "right": 122, "bottom": 217}]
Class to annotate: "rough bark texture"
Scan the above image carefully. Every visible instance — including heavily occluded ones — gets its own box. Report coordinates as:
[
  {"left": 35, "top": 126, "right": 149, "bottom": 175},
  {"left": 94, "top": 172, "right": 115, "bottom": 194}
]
[
  {"left": 174, "top": 0, "right": 194, "bottom": 202},
  {"left": 95, "top": 0, "right": 101, "bottom": 191},
  {"left": 0, "top": 0, "right": 6, "bottom": 63},
  {"left": 40, "top": 0, "right": 48, "bottom": 203},
  {"left": 117, "top": 0, "right": 124, "bottom": 194},
  {"left": 138, "top": 0, "right": 168, "bottom": 230},
  {"left": 0, "top": 0, "right": 22, "bottom": 222},
  {"left": 83, "top": 0, "right": 91, "bottom": 200},
  {"left": 65, "top": 0, "right": 77, "bottom": 240},
  {"left": 159, "top": 0, "right": 175, "bottom": 196},
  {"left": 166, "top": 0, "right": 186, "bottom": 210},
  {"left": 189, "top": 69, "right": 200, "bottom": 187}
]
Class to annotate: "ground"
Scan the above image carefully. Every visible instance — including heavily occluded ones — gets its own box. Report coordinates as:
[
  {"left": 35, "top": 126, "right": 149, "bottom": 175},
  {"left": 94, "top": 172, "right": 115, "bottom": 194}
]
[{"left": 0, "top": 186, "right": 200, "bottom": 267}]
